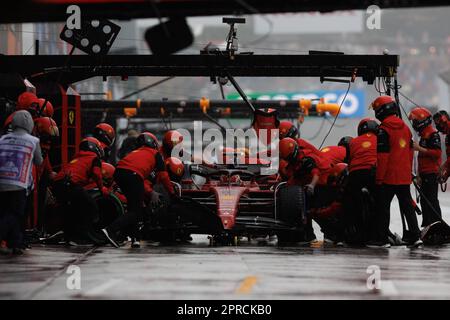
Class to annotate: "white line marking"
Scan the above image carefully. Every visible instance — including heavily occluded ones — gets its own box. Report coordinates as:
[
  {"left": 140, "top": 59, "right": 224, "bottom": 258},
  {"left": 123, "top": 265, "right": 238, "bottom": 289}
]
[
  {"left": 380, "top": 280, "right": 398, "bottom": 296},
  {"left": 84, "top": 279, "right": 123, "bottom": 297}
]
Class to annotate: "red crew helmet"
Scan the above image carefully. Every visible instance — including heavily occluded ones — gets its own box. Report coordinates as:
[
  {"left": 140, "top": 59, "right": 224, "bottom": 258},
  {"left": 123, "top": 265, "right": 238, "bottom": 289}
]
[
  {"left": 37, "top": 98, "right": 54, "bottom": 118},
  {"left": 34, "top": 117, "right": 59, "bottom": 138},
  {"left": 165, "top": 157, "right": 185, "bottom": 182},
  {"left": 408, "top": 107, "right": 432, "bottom": 133},
  {"left": 338, "top": 136, "right": 353, "bottom": 148},
  {"left": 79, "top": 137, "right": 104, "bottom": 159},
  {"left": 34, "top": 117, "right": 59, "bottom": 151},
  {"left": 369, "top": 95, "right": 398, "bottom": 121},
  {"left": 16, "top": 92, "right": 39, "bottom": 111},
  {"left": 93, "top": 123, "right": 116, "bottom": 148},
  {"left": 101, "top": 162, "right": 116, "bottom": 187},
  {"left": 357, "top": 118, "right": 379, "bottom": 136},
  {"left": 279, "top": 138, "right": 299, "bottom": 162},
  {"left": 136, "top": 131, "right": 159, "bottom": 149},
  {"left": 433, "top": 110, "right": 450, "bottom": 134},
  {"left": 278, "top": 121, "right": 299, "bottom": 139},
  {"left": 163, "top": 130, "right": 183, "bottom": 151}
]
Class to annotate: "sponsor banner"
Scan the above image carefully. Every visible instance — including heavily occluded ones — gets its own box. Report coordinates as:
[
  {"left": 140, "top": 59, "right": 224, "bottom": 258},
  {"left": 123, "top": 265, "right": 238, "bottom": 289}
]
[{"left": 226, "top": 90, "right": 366, "bottom": 118}]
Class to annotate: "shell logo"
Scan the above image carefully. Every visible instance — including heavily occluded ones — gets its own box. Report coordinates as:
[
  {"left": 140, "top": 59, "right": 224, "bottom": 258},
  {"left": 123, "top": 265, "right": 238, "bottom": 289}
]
[
  {"left": 362, "top": 141, "right": 372, "bottom": 148},
  {"left": 399, "top": 138, "right": 407, "bottom": 148},
  {"left": 321, "top": 147, "right": 330, "bottom": 153}
]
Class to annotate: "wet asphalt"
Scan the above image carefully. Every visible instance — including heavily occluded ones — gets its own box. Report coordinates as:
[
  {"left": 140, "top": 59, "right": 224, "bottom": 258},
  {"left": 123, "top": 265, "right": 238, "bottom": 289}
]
[{"left": 1, "top": 191, "right": 450, "bottom": 300}]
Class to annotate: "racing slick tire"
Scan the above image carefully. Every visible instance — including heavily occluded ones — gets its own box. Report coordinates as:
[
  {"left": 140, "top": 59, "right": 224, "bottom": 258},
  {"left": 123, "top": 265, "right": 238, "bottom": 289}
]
[
  {"left": 86, "top": 189, "right": 125, "bottom": 230},
  {"left": 421, "top": 221, "right": 450, "bottom": 245},
  {"left": 277, "top": 185, "right": 306, "bottom": 243}
]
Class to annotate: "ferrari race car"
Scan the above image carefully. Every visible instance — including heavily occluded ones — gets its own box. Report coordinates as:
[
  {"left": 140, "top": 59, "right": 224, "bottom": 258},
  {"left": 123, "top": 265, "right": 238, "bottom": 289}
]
[{"left": 144, "top": 162, "right": 308, "bottom": 245}]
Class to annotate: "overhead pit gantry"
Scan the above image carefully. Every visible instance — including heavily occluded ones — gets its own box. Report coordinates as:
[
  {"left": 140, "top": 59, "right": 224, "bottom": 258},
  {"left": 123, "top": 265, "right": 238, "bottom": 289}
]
[{"left": 0, "top": 17, "right": 400, "bottom": 166}]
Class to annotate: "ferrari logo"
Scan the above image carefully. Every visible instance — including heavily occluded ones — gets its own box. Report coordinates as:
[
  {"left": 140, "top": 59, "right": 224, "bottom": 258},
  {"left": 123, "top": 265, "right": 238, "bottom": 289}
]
[
  {"left": 68, "top": 111, "right": 75, "bottom": 125},
  {"left": 176, "top": 168, "right": 182, "bottom": 175},
  {"left": 399, "top": 138, "right": 407, "bottom": 148},
  {"left": 362, "top": 141, "right": 372, "bottom": 148}
]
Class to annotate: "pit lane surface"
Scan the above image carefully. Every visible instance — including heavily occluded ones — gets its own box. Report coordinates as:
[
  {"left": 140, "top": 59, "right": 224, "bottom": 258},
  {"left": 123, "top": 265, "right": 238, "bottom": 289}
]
[{"left": 2, "top": 192, "right": 450, "bottom": 300}]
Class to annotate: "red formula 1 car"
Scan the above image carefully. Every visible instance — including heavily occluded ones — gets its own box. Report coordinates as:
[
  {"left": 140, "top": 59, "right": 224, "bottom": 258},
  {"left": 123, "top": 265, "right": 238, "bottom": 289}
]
[{"left": 145, "top": 162, "right": 307, "bottom": 245}]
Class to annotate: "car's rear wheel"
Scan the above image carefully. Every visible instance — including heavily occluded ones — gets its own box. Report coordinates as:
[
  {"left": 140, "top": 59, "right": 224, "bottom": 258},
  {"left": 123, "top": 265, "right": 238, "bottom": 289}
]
[{"left": 277, "top": 185, "right": 306, "bottom": 243}]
